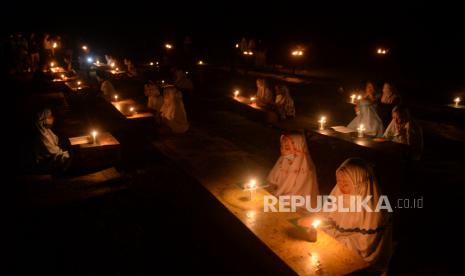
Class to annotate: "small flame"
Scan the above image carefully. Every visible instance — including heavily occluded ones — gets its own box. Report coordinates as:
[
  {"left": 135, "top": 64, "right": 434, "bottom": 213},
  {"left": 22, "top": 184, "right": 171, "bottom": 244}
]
[
  {"left": 311, "top": 219, "right": 321, "bottom": 229},
  {"left": 247, "top": 179, "right": 257, "bottom": 189}
]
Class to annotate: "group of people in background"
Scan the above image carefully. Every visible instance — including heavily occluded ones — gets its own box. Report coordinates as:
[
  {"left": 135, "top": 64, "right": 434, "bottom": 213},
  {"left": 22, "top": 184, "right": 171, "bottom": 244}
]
[
  {"left": 254, "top": 78, "right": 296, "bottom": 122},
  {"left": 347, "top": 81, "right": 423, "bottom": 160}
]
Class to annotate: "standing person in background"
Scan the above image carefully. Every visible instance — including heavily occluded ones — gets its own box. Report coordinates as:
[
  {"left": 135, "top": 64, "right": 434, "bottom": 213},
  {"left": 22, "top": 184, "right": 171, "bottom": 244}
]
[{"left": 28, "top": 33, "right": 40, "bottom": 72}]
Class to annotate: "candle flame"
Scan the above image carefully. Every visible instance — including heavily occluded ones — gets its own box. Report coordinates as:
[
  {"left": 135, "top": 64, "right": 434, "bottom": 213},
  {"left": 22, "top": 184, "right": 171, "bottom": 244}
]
[
  {"left": 319, "top": 116, "right": 326, "bottom": 123},
  {"left": 454, "top": 97, "right": 461, "bottom": 102},
  {"left": 77, "top": 81, "right": 82, "bottom": 85},
  {"left": 82, "top": 45, "right": 88, "bottom": 51},
  {"left": 149, "top": 62, "right": 154, "bottom": 66},
  {"left": 198, "top": 60, "right": 204, "bottom": 65},
  {"left": 247, "top": 179, "right": 257, "bottom": 189},
  {"left": 311, "top": 219, "right": 321, "bottom": 228},
  {"left": 130, "top": 107, "right": 134, "bottom": 112},
  {"left": 92, "top": 130, "right": 97, "bottom": 137},
  {"left": 53, "top": 42, "right": 57, "bottom": 48},
  {"left": 165, "top": 44, "right": 172, "bottom": 49},
  {"left": 234, "top": 90, "right": 240, "bottom": 96}
]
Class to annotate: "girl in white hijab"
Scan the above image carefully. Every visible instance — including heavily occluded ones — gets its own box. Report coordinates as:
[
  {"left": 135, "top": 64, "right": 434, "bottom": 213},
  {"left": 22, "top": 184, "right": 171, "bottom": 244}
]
[
  {"left": 384, "top": 105, "right": 423, "bottom": 160},
  {"left": 322, "top": 158, "right": 392, "bottom": 274},
  {"left": 274, "top": 84, "right": 296, "bottom": 119},
  {"left": 33, "top": 108, "right": 70, "bottom": 171},
  {"left": 267, "top": 134, "right": 319, "bottom": 205},
  {"left": 144, "top": 81, "right": 163, "bottom": 112},
  {"left": 255, "top": 78, "right": 274, "bottom": 107},
  {"left": 160, "top": 85, "right": 189, "bottom": 133},
  {"left": 348, "top": 99, "right": 384, "bottom": 136}
]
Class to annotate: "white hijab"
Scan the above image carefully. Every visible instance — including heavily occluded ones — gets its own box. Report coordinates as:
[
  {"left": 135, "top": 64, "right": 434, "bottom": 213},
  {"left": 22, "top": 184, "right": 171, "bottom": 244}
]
[
  {"left": 160, "top": 86, "right": 189, "bottom": 133},
  {"left": 101, "top": 80, "right": 116, "bottom": 101},
  {"left": 348, "top": 99, "right": 384, "bottom": 136},
  {"left": 144, "top": 82, "right": 163, "bottom": 111},
  {"left": 323, "top": 158, "right": 392, "bottom": 272},
  {"left": 34, "top": 108, "right": 69, "bottom": 164},
  {"left": 383, "top": 109, "right": 423, "bottom": 160},
  {"left": 267, "top": 134, "right": 319, "bottom": 203},
  {"left": 256, "top": 79, "right": 273, "bottom": 105}
]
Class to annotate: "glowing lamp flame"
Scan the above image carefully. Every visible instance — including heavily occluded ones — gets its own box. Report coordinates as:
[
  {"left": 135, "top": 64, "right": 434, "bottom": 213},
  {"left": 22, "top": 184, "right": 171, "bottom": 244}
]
[{"left": 311, "top": 219, "right": 321, "bottom": 229}]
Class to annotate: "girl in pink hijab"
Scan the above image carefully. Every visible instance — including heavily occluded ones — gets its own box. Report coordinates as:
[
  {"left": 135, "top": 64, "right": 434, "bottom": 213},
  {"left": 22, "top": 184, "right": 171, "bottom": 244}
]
[{"left": 267, "top": 134, "right": 319, "bottom": 204}]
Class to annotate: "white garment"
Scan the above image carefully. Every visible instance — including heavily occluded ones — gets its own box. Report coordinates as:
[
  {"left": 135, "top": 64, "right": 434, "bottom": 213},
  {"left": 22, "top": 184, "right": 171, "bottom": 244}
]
[
  {"left": 144, "top": 83, "right": 163, "bottom": 111},
  {"left": 348, "top": 99, "right": 384, "bottom": 136},
  {"left": 101, "top": 80, "right": 116, "bottom": 101},
  {"left": 267, "top": 134, "right": 319, "bottom": 203},
  {"left": 160, "top": 86, "right": 189, "bottom": 133},
  {"left": 256, "top": 82, "right": 273, "bottom": 106},
  {"left": 34, "top": 109, "right": 70, "bottom": 168},
  {"left": 384, "top": 120, "right": 423, "bottom": 160},
  {"left": 322, "top": 158, "right": 392, "bottom": 273}
]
